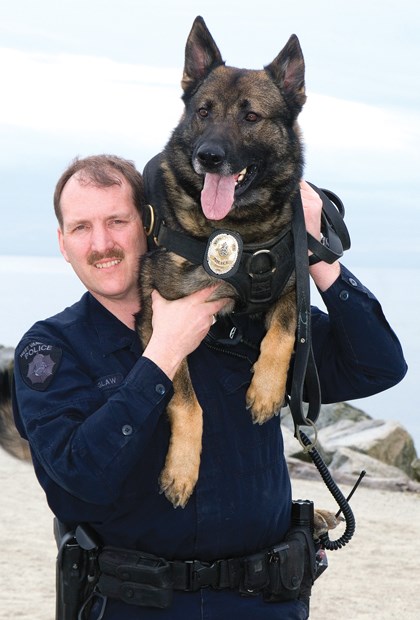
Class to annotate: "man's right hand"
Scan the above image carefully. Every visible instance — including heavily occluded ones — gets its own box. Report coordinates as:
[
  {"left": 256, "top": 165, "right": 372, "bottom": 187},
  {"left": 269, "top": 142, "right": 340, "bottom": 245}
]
[{"left": 142, "top": 286, "right": 230, "bottom": 379}]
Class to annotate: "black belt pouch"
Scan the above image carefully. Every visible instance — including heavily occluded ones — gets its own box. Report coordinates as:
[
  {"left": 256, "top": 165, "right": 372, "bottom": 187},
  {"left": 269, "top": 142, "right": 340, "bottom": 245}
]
[
  {"left": 97, "top": 547, "right": 173, "bottom": 609},
  {"left": 264, "top": 539, "right": 305, "bottom": 603}
]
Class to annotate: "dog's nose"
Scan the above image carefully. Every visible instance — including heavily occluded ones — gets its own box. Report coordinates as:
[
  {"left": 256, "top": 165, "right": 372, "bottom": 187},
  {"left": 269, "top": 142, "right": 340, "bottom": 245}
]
[{"left": 196, "top": 143, "right": 225, "bottom": 169}]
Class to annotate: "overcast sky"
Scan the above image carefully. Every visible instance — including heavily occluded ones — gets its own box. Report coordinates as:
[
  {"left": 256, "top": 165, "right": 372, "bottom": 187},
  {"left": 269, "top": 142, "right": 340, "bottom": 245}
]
[
  {"left": 1, "top": 0, "right": 419, "bottom": 447},
  {"left": 1, "top": 0, "right": 419, "bottom": 262}
]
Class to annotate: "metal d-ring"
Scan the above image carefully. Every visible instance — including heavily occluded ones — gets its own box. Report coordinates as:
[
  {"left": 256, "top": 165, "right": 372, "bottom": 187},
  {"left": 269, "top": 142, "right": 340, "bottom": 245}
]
[
  {"left": 249, "top": 249, "right": 276, "bottom": 277},
  {"left": 143, "top": 203, "right": 155, "bottom": 237}
]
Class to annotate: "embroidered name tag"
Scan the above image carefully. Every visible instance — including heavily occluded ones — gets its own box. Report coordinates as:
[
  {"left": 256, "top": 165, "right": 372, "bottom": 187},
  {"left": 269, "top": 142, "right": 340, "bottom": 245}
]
[{"left": 96, "top": 374, "right": 124, "bottom": 390}]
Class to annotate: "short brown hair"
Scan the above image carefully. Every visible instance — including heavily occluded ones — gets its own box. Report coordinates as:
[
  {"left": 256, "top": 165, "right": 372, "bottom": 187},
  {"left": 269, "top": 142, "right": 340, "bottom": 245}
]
[{"left": 54, "top": 154, "right": 144, "bottom": 228}]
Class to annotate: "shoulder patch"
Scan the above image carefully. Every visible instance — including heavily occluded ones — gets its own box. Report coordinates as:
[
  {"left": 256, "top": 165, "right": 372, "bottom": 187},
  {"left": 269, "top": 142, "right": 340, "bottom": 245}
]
[{"left": 18, "top": 341, "right": 62, "bottom": 391}]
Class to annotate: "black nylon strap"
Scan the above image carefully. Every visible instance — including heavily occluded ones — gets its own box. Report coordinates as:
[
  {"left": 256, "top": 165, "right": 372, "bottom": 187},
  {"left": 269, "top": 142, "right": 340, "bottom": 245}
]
[
  {"left": 155, "top": 221, "right": 205, "bottom": 265},
  {"left": 289, "top": 192, "right": 321, "bottom": 427},
  {"left": 307, "top": 184, "right": 350, "bottom": 265}
]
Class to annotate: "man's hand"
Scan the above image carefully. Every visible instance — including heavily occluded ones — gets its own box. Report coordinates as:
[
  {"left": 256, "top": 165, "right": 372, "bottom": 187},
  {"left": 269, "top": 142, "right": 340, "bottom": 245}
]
[
  {"left": 143, "top": 286, "right": 230, "bottom": 379},
  {"left": 300, "top": 179, "right": 323, "bottom": 242},
  {"left": 300, "top": 180, "right": 341, "bottom": 292}
]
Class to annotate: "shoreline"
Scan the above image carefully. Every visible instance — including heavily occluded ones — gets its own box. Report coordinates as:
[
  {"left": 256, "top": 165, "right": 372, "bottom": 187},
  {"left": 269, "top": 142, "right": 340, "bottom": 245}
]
[{"left": 2, "top": 446, "right": 419, "bottom": 619}]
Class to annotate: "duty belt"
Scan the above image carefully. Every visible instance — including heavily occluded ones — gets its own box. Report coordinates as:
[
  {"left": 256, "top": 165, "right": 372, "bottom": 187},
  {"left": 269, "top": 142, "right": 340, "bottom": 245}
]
[
  {"left": 96, "top": 533, "right": 315, "bottom": 609},
  {"left": 98, "top": 548, "right": 270, "bottom": 595}
]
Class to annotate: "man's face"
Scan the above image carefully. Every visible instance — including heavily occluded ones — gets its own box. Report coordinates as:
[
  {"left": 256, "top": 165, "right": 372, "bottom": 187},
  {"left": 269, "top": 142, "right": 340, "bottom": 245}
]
[{"left": 58, "top": 174, "right": 146, "bottom": 307}]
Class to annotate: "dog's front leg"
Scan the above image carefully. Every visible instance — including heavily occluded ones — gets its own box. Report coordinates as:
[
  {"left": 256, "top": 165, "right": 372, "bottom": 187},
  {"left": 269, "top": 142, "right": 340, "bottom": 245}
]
[
  {"left": 159, "top": 360, "right": 203, "bottom": 508},
  {"left": 246, "top": 292, "right": 297, "bottom": 424}
]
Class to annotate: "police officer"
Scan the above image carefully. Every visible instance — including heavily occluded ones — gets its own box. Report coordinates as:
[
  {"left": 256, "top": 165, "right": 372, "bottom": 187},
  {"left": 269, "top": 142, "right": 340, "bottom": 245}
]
[{"left": 13, "top": 155, "right": 407, "bottom": 619}]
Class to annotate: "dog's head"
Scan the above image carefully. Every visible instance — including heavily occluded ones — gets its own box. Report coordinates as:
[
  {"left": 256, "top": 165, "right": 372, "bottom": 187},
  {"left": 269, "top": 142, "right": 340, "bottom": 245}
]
[{"left": 166, "top": 16, "right": 306, "bottom": 234}]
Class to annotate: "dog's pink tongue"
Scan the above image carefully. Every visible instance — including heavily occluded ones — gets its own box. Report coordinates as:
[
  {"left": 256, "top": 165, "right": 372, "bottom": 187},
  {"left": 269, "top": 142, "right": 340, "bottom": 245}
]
[{"left": 201, "top": 173, "right": 235, "bottom": 220}]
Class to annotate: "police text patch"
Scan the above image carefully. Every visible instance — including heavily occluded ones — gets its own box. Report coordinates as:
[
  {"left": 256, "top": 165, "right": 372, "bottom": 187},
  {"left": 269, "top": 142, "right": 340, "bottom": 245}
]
[{"left": 18, "top": 341, "right": 62, "bottom": 391}]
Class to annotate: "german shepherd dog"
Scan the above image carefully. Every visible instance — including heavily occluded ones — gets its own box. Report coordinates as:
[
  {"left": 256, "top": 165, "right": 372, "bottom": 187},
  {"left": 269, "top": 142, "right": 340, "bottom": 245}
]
[{"left": 137, "top": 16, "right": 306, "bottom": 509}]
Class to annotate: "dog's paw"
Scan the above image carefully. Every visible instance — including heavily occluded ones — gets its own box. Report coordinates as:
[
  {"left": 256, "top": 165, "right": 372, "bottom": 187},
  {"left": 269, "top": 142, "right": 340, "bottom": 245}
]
[
  {"left": 246, "top": 381, "right": 284, "bottom": 425},
  {"left": 245, "top": 353, "right": 288, "bottom": 424},
  {"left": 313, "top": 508, "right": 344, "bottom": 538},
  {"left": 159, "top": 463, "right": 199, "bottom": 509}
]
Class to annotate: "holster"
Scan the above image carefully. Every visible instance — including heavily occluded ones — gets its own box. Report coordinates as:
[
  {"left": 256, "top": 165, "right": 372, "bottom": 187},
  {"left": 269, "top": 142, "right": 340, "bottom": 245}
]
[{"left": 54, "top": 519, "right": 100, "bottom": 620}]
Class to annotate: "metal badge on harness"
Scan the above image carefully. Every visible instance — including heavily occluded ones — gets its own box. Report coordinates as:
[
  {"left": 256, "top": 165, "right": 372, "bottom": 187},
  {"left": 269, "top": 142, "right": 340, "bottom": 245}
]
[{"left": 203, "top": 230, "right": 243, "bottom": 278}]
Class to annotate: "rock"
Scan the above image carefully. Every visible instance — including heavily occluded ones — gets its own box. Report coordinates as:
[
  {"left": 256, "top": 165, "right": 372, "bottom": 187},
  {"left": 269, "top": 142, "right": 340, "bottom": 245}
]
[
  {"left": 318, "top": 418, "right": 417, "bottom": 477},
  {"left": 411, "top": 458, "right": 420, "bottom": 482},
  {"left": 0, "top": 345, "right": 14, "bottom": 368},
  {"left": 282, "top": 401, "right": 419, "bottom": 492},
  {"left": 281, "top": 401, "right": 371, "bottom": 434},
  {"left": 329, "top": 446, "right": 412, "bottom": 482},
  {"left": 0, "top": 345, "right": 15, "bottom": 404},
  {"left": 0, "top": 346, "right": 31, "bottom": 461}
]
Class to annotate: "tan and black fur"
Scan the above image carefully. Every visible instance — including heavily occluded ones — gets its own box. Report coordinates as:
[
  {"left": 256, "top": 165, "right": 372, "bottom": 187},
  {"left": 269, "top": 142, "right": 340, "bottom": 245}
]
[{"left": 137, "top": 16, "right": 306, "bottom": 508}]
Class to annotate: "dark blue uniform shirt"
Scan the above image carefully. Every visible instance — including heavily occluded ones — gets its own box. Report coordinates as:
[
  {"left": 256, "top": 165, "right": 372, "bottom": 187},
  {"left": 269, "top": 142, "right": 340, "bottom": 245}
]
[{"left": 13, "top": 265, "right": 406, "bottom": 619}]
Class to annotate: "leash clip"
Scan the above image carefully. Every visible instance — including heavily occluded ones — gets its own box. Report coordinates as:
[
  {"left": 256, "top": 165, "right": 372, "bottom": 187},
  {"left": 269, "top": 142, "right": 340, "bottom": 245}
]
[{"left": 295, "top": 419, "right": 318, "bottom": 453}]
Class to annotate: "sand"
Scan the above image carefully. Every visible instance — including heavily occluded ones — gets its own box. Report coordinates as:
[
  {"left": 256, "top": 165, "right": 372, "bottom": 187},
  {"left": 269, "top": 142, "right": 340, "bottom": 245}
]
[{"left": 1, "top": 446, "right": 419, "bottom": 619}]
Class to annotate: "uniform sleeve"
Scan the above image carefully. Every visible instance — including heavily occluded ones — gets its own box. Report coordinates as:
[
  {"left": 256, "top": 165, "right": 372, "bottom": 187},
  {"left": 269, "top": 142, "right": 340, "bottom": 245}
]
[
  {"left": 311, "top": 264, "right": 407, "bottom": 403},
  {"left": 13, "top": 333, "right": 174, "bottom": 505}
]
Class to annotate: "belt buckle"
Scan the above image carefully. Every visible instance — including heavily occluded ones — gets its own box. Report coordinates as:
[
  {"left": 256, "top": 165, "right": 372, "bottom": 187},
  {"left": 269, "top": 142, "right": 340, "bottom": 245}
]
[{"left": 185, "top": 560, "right": 219, "bottom": 591}]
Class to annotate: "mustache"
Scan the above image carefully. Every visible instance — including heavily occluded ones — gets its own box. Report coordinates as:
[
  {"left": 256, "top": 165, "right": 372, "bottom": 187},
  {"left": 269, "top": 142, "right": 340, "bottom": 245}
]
[{"left": 87, "top": 248, "right": 125, "bottom": 265}]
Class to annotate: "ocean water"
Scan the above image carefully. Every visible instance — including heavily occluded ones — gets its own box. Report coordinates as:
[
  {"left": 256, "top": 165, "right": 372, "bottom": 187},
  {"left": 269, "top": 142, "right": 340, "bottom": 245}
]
[
  {"left": 311, "top": 265, "right": 419, "bottom": 453},
  {"left": 0, "top": 256, "right": 418, "bottom": 452}
]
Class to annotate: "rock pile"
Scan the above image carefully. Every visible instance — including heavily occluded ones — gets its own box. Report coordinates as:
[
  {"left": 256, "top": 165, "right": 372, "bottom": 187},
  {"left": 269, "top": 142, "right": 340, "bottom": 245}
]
[{"left": 282, "top": 402, "right": 420, "bottom": 492}]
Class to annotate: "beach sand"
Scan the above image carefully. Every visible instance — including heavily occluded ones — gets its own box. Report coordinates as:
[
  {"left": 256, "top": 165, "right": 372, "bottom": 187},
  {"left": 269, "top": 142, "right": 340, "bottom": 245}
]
[{"left": 1, "top": 446, "right": 419, "bottom": 619}]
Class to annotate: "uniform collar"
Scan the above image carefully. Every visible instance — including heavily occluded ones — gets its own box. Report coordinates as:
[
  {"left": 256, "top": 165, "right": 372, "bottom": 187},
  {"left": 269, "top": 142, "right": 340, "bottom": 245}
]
[{"left": 85, "top": 293, "right": 142, "bottom": 356}]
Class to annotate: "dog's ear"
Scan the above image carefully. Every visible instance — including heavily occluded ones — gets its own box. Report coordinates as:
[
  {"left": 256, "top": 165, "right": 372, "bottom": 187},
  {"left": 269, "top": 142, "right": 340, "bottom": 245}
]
[
  {"left": 181, "top": 16, "right": 225, "bottom": 95},
  {"left": 264, "top": 35, "right": 306, "bottom": 114}
]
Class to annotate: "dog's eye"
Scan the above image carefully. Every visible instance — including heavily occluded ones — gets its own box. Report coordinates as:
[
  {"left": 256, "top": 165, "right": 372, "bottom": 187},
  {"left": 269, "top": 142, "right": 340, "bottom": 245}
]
[
  {"left": 198, "top": 108, "right": 209, "bottom": 118},
  {"left": 245, "top": 112, "right": 259, "bottom": 122}
]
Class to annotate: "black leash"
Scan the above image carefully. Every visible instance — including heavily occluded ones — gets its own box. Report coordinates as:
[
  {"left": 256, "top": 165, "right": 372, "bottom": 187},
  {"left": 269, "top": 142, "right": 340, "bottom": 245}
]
[
  {"left": 143, "top": 154, "right": 358, "bottom": 548},
  {"left": 288, "top": 190, "right": 321, "bottom": 428},
  {"left": 288, "top": 184, "right": 350, "bottom": 428},
  {"left": 307, "top": 184, "right": 351, "bottom": 265},
  {"left": 290, "top": 189, "right": 361, "bottom": 551}
]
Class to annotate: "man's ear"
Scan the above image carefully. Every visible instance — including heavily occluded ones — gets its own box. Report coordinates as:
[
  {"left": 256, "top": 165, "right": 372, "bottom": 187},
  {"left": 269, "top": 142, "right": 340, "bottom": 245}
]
[{"left": 57, "top": 227, "right": 70, "bottom": 263}]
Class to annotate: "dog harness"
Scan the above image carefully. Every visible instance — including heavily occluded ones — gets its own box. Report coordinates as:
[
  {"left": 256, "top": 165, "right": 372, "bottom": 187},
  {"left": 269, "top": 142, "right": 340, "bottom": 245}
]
[
  {"left": 143, "top": 209, "right": 296, "bottom": 316},
  {"left": 142, "top": 154, "right": 350, "bottom": 428}
]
